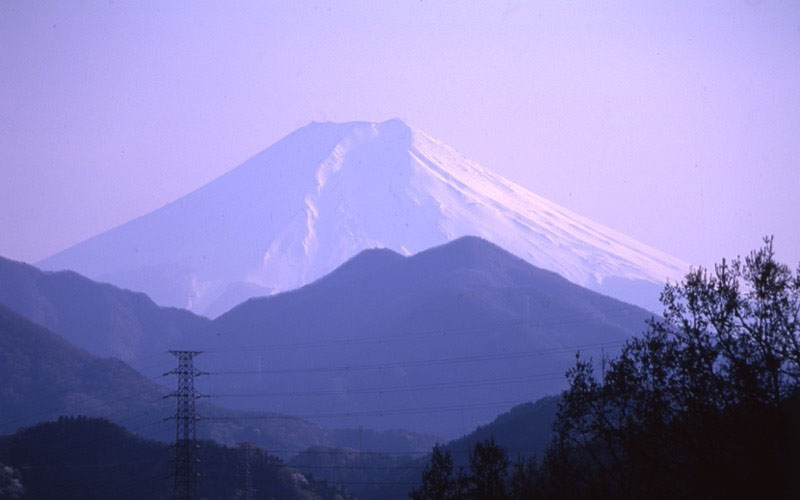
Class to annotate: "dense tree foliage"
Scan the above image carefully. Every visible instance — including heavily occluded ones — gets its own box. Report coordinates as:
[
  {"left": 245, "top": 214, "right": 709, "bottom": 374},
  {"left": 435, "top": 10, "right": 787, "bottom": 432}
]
[
  {"left": 413, "top": 239, "right": 800, "bottom": 499},
  {"left": 544, "top": 237, "right": 800, "bottom": 499},
  {"left": 289, "top": 446, "right": 420, "bottom": 500},
  {"left": 410, "top": 446, "right": 458, "bottom": 499},
  {"left": 465, "top": 438, "right": 511, "bottom": 499},
  {"left": 411, "top": 438, "right": 512, "bottom": 499},
  {"left": 0, "top": 416, "right": 351, "bottom": 500}
]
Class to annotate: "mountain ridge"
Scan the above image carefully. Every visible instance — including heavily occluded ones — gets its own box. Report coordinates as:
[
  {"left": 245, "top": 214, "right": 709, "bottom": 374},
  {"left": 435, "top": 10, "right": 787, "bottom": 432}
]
[
  {"left": 0, "top": 301, "right": 438, "bottom": 455},
  {"left": 4, "top": 235, "right": 655, "bottom": 437},
  {"left": 0, "top": 254, "right": 210, "bottom": 367},
  {"left": 38, "top": 119, "right": 687, "bottom": 316},
  {"left": 205, "top": 236, "right": 654, "bottom": 437}
]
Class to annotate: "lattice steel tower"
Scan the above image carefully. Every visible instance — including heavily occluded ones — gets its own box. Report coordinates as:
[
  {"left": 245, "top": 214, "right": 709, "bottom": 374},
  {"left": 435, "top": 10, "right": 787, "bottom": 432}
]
[
  {"left": 166, "top": 350, "right": 204, "bottom": 500},
  {"left": 238, "top": 442, "right": 256, "bottom": 500}
]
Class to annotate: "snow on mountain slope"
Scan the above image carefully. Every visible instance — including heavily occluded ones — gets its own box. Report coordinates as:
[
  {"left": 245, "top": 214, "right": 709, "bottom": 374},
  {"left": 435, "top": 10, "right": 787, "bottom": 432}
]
[{"left": 38, "top": 119, "right": 687, "bottom": 316}]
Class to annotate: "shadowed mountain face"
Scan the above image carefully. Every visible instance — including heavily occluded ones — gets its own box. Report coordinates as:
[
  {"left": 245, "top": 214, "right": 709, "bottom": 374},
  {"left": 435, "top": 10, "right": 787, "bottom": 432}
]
[
  {"left": 443, "top": 396, "right": 560, "bottom": 466},
  {"left": 37, "top": 119, "right": 686, "bottom": 316},
  {"left": 0, "top": 302, "right": 168, "bottom": 436},
  {"left": 0, "top": 255, "right": 209, "bottom": 371},
  {"left": 203, "top": 236, "right": 654, "bottom": 437},
  {"left": 0, "top": 304, "right": 437, "bottom": 455},
  {"left": 1, "top": 237, "right": 655, "bottom": 438}
]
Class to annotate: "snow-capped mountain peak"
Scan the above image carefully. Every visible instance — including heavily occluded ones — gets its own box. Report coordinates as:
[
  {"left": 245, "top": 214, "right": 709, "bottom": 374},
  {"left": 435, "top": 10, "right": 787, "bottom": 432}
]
[{"left": 39, "top": 119, "right": 687, "bottom": 316}]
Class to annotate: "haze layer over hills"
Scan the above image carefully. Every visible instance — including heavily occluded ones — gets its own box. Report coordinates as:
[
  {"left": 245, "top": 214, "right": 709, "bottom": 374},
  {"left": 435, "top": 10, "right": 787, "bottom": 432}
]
[
  {"left": 2, "top": 238, "right": 654, "bottom": 437},
  {"left": 0, "top": 302, "right": 436, "bottom": 454},
  {"left": 38, "top": 119, "right": 687, "bottom": 317},
  {"left": 200, "top": 237, "right": 653, "bottom": 437}
]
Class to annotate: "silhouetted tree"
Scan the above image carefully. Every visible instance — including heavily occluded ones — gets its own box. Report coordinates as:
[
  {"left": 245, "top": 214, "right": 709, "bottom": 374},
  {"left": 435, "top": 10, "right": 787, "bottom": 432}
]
[
  {"left": 465, "top": 437, "right": 510, "bottom": 499},
  {"left": 410, "top": 445, "right": 456, "bottom": 500},
  {"left": 411, "top": 239, "right": 800, "bottom": 499},
  {"left": 509, "top": 454, "right": 542, "bottom": 499},
  {"left": 412, "top": 438, "right": 512, "bottom": 499},
  {"left": 548, "top": 237, "right": 800, "bottom": 499}
]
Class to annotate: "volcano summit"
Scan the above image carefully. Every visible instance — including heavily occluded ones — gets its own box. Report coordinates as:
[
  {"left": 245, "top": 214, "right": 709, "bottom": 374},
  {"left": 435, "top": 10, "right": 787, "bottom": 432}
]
[{"left": 39, "top": 119, "right": 687, "bottom": 316}]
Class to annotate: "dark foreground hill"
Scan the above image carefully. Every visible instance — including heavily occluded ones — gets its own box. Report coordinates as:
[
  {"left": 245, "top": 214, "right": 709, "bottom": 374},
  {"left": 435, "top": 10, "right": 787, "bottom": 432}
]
[
  {"left": 0, "top": 304, "right": 436, "bottom": 455},
  {"left": 443, "top": 395, "right": 559, "bottom": 466},
  {"left": 0, "top": 416, "right": 350, "bottom": 499},
  {"left": 207, "top": 236, "right": 653, "bottom": 436}
]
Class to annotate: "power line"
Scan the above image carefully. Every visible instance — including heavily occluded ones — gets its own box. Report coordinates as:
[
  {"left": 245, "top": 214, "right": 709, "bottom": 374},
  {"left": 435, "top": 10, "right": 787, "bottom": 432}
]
[
  {"left": 205, "top": 303, "right": 649, "bottom": 354},
  {"left": 312, "top": 480, "right": 418, "bottom": 486},
  {"left": 286, "top": 463, "right": 425, "bottom": 470},
  {"left": 248, "top": 447, "right": 547, "bottom": 457},
  {"left": 0, "top": 353, "right": 172, "bottom": 430},
  {"left": 0, "top": 386, "right": 167, "bottom": 431},
  {"left": 205, "top": 399, "right": 529, "bottom": 421},
  {"left": 210, "top": 339, "right": 625, "bottom": 376},
  {"left": 208, "top": 371, "right": 566, "bottom": 398}
]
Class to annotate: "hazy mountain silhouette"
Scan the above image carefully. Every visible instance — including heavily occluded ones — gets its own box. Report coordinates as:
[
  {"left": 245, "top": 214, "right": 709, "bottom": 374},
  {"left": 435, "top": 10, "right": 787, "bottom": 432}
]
[
  {"left": 0, "top": 255, "right": 209, "bottom": 372},
  {"left": 0, "top": 302, "right": 168, "bottom": 435},
  {"left": 0, "top": 303, "right": 436, "bottom": 454},
  {"left": 2, "top": 237, "right": 655, "bottom": 438},
  {"left": 443, "top": 396, "right": 559, "bottom": 465},
  {"left": 205, "top": 236, "right": 654, "bottom": 437}
]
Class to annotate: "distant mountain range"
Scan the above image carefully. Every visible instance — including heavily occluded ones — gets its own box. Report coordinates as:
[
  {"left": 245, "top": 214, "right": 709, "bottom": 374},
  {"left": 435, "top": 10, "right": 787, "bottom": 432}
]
[
  {"left": 0, "top": 302, "right": 167, "bottom": 436},
  {"left": 0, "top": 118, "right": 697, "bottom": 497},
  {"left": 1, "top": 237, "right": 653, "bottom": 438},
  {"left": 1, "top": 286, "right": 560, "bottom": 499},
  {"left": 0, "top": 255, "right": 208, "bottom": 368},
  {"left": 0, "top": 303, "right": 436, "bottom": 454},
  {"left": 37, "top": 119, "right": 686, "bottom": 316},
  {"left": 200, "top": 236, "right": 654, "bottom": 437},
  {"left": 0, "top": 234, "right": 652, "bottom": 497},
  {"left": 0, "top": 391, "right": 559, "bottom": 500}
]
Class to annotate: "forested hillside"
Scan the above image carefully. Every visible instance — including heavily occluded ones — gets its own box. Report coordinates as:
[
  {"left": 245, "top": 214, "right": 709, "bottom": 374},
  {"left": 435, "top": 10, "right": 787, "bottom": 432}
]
[{"left": 0, "top": 417, "right": 350, "bottom": 499}]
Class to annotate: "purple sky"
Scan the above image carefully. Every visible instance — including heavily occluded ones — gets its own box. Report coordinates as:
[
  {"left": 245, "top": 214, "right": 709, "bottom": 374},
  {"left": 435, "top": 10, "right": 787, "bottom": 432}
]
[{"left": 2, "top": 1, "right": 799, "bottom": 270}]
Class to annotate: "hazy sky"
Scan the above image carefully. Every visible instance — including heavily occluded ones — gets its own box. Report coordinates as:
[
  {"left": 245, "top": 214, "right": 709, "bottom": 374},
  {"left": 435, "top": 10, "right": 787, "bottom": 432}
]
[{"left": 2, "top": 0, "right": 799, "bottom": 270}]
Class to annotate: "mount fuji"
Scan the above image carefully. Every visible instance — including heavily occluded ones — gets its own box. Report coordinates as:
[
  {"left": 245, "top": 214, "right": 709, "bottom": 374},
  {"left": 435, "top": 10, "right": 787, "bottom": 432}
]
[{"left": 39, "top": 119, "right": 687, "bottom": 317}]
